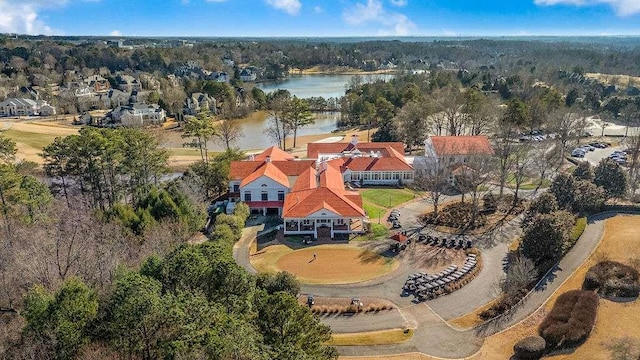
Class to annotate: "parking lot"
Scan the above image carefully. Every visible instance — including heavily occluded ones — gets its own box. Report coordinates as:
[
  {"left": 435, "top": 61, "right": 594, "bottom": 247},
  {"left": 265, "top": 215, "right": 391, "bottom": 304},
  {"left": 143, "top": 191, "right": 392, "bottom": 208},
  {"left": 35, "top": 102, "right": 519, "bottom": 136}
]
[{"left": 575, "top": 143, "right": 625, "bottom": 166}]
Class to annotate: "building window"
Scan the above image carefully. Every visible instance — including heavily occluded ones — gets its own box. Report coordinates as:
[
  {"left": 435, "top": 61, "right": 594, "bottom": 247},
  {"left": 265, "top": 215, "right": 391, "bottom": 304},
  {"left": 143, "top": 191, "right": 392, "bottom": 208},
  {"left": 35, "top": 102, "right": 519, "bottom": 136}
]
[
  {"left": 244, "top": 192, "right": 251, "bottom": 202},
  {"left": 233, "top": 184, "right": 239, "bottom": 192},
  {"left": 261, "top": 191, "right": 268, "bottom": 201},
  {"left": 278, "top": 191, "right": 285, "bottom": 201},
  {"left": 303, "top": 219, "right": 311, "bottom": 225},
  {"left": 336, "top": 219, "right": 344, "bottom": 225}
]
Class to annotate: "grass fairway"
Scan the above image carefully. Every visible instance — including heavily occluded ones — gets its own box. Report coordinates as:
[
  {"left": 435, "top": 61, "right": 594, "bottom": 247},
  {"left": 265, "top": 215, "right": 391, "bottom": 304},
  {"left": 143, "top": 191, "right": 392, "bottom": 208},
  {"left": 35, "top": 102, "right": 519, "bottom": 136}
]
[
  {"left": 251, "top": 244, "right": 397, "bottom": 285},
  {"left": 328, "top": 329, "right": 413, "bottom": 346},
  {"left": 4, "top": 129, "right": 60, "bottom": 150},
  {"left": 361, "top": 188, "right": 415, "bottom": 209}
]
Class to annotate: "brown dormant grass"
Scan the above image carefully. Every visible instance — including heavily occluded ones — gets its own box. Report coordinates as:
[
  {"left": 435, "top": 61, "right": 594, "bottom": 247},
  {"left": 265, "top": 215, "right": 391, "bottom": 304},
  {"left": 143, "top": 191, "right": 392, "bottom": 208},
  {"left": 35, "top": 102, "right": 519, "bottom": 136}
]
[
  {"left": 328, "top": 329, "right": 414, "bottom": 346},
  {"left": 471, "top": 215, "right": 640, "bottom": 360},
  {"left": 251, "top": 244, "right": 397, "bottom": 284}
]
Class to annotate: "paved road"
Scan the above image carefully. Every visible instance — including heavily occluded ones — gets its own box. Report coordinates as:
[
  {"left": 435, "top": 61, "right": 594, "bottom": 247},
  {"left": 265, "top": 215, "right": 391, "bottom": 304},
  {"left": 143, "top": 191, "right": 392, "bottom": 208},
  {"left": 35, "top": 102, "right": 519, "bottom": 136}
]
[{"left": 232, "top": 224, "right": 262, "bottom": 274}]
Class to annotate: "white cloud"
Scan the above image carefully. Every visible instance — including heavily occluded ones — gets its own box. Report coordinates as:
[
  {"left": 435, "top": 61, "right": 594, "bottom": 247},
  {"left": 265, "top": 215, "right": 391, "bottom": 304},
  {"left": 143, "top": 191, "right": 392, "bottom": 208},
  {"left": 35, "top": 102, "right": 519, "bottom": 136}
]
[
  {"left": 110, "top": 30, "right": 122, "bottom": 36},
  {"left": 390, "top": 0, "right": 407, "bottom": 7},
  {"left": 534, "top": 0, "right": 640, "bottom": 16},
  {"left": 344, "top": 0, "right": 416, "bottom": 35},
  {"left": 0, "top": 0, "right": 102, "bottom": 35},
  {"left": 313, "top": 6, "right": 323, "bottom": 13},
  {"left": 265, "top": 0, "right": 301, "bottom": 15},
  {"left": 0, "top": 1, "right": 70, "bottom": 35}
]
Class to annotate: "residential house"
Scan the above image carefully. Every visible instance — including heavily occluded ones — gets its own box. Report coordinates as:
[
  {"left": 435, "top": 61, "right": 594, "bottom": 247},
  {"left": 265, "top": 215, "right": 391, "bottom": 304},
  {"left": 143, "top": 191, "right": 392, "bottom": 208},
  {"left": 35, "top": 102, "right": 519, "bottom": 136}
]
[
  {"left": 184, "top": 92, "right": 217, "bottom": 115},
  {"left": 307, "top": 135, "right": 414, "bottom": 185},
  {"left": 97, "top": 89, "right": 130, "bottom": 109},
  {"left": 83, "top": 75, "right": 110, "bottom": 92},
  {"left": 0, "top": 98, "right": 55, "bottom": 117},
  {"left": 380, "top": 60, "right": 397, "bottom": 70},
  {"left": 115, "top": 75, "right": 142, "bottom": 92},
  {"left": 239, "top": 68, "right": 257, "bottom": 82},
  {"left": 110, "top": 103, "right": 166, "bottom": 126},
  {"left": 206, "top": 71, "right": 229, "bottom": 82}
]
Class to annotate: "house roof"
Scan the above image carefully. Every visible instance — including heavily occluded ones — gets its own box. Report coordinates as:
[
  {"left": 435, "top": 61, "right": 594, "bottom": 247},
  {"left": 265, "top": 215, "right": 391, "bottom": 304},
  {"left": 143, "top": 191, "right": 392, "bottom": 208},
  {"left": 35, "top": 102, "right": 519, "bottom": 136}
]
[
  {"left": 307, "top": 141, "right": 405, "bottom": 159},
  {"left": 282, "top": 187, "right": 365, "bottom": 218},
  {"left": 253, "top": 146, "right": 294, "bottom": 162},
  {"left": 430, "top": 136, "right": 494, "bottom": 156},
  {"left": 290, "top": 166, "right": 317, "bottom": 192},
  {"left": 319, "top": 164, "right": 345, "bottom": 190},
  {"left": 328, "top": 156, "right": 413, "bottom": 172},
  {"left": 240, "top": 162, "right": 290, "bottom": 188},
  {"left": 230, "top": 160, "right": 314, "bottom": 181}
]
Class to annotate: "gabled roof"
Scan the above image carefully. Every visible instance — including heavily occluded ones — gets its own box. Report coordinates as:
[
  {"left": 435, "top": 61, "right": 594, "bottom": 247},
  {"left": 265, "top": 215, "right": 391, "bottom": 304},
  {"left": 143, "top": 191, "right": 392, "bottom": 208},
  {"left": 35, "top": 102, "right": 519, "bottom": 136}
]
[
  {"left": 307, "top": 141, "right": 405, "bottom": 159},
  {"left": 429, "top": 136, "right": 494, "bottom": 156},
  {"left": 282, "top": 187, "right": 365, "bottom": 218},
  {"left": 253, "top": 146, "right": 294, "bottom": 162},
  {"left": 290, "top": 166, "right": 317, "bottom": 192},
  {"left": 240, "top": 162, "right": 289, "bottom": 188},
  {"left": 230, "top": 160, "right": 315, "bottom": 181},
  {"left": 319, "top": 164, "right": 345, "bottom": 190}
]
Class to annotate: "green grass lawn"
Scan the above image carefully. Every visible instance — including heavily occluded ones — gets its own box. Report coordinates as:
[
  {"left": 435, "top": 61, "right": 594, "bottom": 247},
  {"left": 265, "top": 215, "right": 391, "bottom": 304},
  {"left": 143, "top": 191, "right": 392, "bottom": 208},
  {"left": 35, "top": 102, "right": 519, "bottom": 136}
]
[
  {"left": 360, "top": 188, "right": 415, "bottom": 209},
  {"left": 363, "top": 203, "right": 386, "bottom": 221},
  {"left": 4, "top": 129, "right": 59, "bottom": 150}
]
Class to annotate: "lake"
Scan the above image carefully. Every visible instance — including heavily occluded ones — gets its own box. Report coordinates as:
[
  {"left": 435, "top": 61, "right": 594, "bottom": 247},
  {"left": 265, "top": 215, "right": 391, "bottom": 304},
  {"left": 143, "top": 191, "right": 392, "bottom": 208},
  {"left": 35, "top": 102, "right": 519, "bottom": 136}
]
[
  {"left": 257, "top": 73, "right": 396, "bottom": 99},
  {"left": 224, "top": 73, "right": 395, "bottom": 150},
  {"left": 232, "top": 111, "right": 341, "bottom": 151}
]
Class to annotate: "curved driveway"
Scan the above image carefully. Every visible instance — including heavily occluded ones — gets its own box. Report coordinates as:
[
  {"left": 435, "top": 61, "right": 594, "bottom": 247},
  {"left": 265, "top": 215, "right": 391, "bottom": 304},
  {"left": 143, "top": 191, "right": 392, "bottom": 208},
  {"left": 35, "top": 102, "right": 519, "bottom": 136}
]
[{"left": 232, "top": 198, "right": 635, "bottom": 358}]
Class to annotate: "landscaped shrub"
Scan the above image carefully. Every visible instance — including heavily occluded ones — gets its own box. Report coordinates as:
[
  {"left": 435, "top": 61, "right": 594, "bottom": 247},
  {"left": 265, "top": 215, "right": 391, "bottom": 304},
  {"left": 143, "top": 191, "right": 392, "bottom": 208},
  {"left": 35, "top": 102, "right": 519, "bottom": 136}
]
[
  {"left": 539, "top": 290, "right": 599, "bottom": 349},
  {"left": 479, "top": 288, "right": 528, "bottom": 320},
  {"left": 513, "top": 336, "right": 546, "bottom": 360},
  {"left": 420, "top": 202, "right": 487, "bottom": 230},
  {"left": 583, "top": 261, "right": 640, "bottom": 298}
]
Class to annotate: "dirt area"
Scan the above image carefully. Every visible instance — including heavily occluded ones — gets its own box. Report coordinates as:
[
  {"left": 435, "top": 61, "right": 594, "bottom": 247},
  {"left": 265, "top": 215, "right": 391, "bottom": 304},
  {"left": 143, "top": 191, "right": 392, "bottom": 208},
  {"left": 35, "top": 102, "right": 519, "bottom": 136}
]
[{"left": 251, "top": 243, "right": 398, "bottom": 285}]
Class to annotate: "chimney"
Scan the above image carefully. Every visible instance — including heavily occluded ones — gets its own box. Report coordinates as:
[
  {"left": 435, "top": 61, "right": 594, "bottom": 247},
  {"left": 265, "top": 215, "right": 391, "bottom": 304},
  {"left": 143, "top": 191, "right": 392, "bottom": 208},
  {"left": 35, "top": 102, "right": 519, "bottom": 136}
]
[
  {"left": 350, "top": 134, "right": 359, "bottom": 146},
  {"left": 265, "top": 155, "right": 271, "bottom": 163},
  {"left": 249, "top": 155, "right": 255, "bottom": 161}
]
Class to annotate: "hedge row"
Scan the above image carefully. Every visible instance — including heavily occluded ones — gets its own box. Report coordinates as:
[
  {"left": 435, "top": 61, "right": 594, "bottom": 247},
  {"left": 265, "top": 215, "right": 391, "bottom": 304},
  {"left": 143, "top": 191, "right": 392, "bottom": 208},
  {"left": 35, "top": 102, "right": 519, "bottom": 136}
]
[{"left": 538, "top": 290, "right": 599, "bottom": 349}]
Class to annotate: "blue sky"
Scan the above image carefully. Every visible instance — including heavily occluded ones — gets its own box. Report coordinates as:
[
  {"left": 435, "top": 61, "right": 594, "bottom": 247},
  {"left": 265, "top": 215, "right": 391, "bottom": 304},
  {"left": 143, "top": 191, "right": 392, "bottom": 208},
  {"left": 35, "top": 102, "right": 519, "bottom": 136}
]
[{"left": 1, "top": 0, "right": 640, "bottom": 37}]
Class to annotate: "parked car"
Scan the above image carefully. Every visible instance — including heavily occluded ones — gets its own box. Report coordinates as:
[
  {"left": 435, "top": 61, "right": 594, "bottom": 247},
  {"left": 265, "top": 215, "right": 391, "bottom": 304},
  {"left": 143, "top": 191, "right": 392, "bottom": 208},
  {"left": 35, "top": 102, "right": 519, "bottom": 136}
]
[
  {"left": 580, "top": 144, "right": 595, "bottom": 151},
  {"left": 571, "top": 148, "right": 586, "bottom": 157}
]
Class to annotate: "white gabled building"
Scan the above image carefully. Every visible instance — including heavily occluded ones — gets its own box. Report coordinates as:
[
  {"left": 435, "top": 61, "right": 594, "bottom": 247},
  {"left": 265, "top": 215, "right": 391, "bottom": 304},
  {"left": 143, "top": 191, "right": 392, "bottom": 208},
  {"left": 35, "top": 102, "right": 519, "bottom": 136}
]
[{"left": 0, "top": 98, "right": 56, "bottom": 117}]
